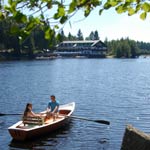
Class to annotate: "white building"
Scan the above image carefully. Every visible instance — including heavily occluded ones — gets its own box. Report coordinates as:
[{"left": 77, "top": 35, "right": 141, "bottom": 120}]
[{"left": 55, "top": 40, "right": 107, "bottom": 58}]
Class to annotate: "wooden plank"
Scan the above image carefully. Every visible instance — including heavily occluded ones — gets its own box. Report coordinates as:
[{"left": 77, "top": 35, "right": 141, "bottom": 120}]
[{"left": 22, "top": 116, "right": 44, "bottom": 125}]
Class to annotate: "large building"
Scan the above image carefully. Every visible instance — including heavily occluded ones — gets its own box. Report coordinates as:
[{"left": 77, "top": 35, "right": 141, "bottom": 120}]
[{"left": 54, "top": 40, "right": 107, "bottom": 58}]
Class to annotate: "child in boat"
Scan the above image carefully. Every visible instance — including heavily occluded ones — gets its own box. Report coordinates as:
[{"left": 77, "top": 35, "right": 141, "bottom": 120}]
[{"left": 46, "top": 95, "right": 59, "bottom": 121}]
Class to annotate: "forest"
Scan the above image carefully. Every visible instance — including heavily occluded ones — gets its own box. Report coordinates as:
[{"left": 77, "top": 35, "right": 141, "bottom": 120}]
[
  {"left": 0, "top": 19, "right": 150, "bottom": 60},
  {"left": 1, "top": 0, "right": 150, "bottom": 60}
]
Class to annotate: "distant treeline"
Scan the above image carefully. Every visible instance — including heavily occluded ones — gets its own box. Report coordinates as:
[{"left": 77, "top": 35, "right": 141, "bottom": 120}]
[
  {"left": 0, "top": 19, "right": 150, "bottom": 60},
  {"left": 105, "top": 38, "right": 150, "bottom": 58}
]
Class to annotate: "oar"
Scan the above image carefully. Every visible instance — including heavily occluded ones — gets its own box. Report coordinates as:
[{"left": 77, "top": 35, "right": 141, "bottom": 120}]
[
  {"left": 0, "top": 112, "right": 47, "bottom": 116},
  {"left": 64, "top": 115, "right": 110, "bottom": 125},
  {"left": 0, "top": 113, "right": 22, "bottom": 116},
  {"left": 0, "top": 113, "right": 110, "bottom": 125}
]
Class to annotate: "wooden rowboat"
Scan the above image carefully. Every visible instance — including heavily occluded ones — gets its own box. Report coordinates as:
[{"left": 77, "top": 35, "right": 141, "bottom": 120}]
[{"left": 8, "top": 102, "right": 75, "bottom": 141}]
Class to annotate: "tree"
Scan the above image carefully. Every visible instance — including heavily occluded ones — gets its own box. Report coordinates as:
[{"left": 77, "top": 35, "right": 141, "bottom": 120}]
[
  {"left": 106, "top": 38, "right": 140, "bottom": 58},
  {"left": 121, "top": 40, "right": 131, "bottom": 58},
  {"left": 1, "top": 0, "right": 149, "bottom": 43},
  {"left": 94, "top": 30, "right": 99, "bottom": 40},
  {"left": 86, "top": 30, "right": 99, "bottom": 40},
  {"left": 0, "top": 18, "right": 21, "bottom": 58},
  {"left": 89, "top": 31, "right": 95, "bottom": 40},
  {"left": 116, "top": 44, "right": 122, "bottom": 58},
  {"left": 128, "top": 40, "right": 139, "bottom": 58},
  {"left": 59, "top": 30, "right": 66, "bottom": 42},
  {"left": 68, "top": 32, "right": 72, "bottom": 41},
  {"left": 77, "top": 29, "right": 84, "bottom": 40},
  {"left": 68, "top": 32, "right": 77, "bottom": 41},
  {"left": 32, "top": 27, "right": 49, "bottom": 50}
]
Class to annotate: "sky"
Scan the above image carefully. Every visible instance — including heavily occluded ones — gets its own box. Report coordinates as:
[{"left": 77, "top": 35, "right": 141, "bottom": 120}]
[
  {"left": 4, "top": 0, "right": 149, "bottom": 43},
  {"left": 62, "top": 7, "right": 150, "bottom": 43}
]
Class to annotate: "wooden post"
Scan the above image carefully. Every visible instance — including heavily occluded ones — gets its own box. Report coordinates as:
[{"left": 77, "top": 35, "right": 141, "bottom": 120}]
[{"left": 121, "top": 124, "right": 150, "bottom": 150}]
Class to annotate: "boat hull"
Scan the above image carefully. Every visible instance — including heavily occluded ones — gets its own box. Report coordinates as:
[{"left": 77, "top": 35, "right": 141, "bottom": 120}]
[{"left": 8, "top": 102, "right": 75, "bottom": 141}]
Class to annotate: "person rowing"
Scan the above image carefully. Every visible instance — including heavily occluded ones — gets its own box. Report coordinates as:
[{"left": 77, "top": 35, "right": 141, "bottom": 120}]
[{"left": 46, "top": 95, "right": 59, "bottom": 121}]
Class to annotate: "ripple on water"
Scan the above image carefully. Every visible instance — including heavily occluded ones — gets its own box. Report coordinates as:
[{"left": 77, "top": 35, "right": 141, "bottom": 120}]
[{"left": 1, "top": 59, "right": 150, "bottom": 150}]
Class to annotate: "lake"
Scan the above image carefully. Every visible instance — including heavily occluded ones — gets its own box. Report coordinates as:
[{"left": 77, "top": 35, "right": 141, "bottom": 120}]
[{"left": 0, "top": 58, "right": 150, "bottom": 150}]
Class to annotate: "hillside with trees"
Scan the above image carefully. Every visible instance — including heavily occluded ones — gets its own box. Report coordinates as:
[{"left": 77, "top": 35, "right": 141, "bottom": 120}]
[
  {"left": 1, "top": 0, "right": 150, "bottom": 60},
  {"left": 0, "top": 18, "right": 150, "bottom": 60}
]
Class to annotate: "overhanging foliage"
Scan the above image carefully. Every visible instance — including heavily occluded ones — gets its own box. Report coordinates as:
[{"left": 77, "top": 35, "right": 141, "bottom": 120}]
[{"left": 0, "top": 0, "right": 150, "bottom": 42}]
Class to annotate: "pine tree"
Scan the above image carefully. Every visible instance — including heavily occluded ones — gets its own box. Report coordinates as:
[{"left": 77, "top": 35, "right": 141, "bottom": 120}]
[
  {"left": 94, "top": 30, "right": 99, "bottom": 40},
  {"left": 77, "top": 29, "right": 84, "bottom": 40}
]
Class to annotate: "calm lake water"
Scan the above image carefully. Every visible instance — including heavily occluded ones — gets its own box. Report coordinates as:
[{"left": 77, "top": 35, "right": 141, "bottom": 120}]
[{"left": 0, "top": 58, "right": 150, "bottom": 150}]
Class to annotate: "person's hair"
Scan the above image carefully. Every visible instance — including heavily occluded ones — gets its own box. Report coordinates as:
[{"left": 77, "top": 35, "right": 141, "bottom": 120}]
[
  {"left": 23, "top": 103, "right": 32, "bottom": 117},
  {"left": 51, "top": 95, "right": 55, "bottom": 98}
]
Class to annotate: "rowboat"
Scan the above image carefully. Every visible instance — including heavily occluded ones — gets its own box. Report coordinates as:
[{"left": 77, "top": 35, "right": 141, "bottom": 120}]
[{"left": 8, "top": 102, "right": 75, "bottom": 141}]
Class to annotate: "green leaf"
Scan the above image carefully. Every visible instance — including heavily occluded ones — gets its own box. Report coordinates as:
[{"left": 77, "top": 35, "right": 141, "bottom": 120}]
[
  {"left": 91, "top": 0, "right": 101, "bottom": 7},
  {"left": 58, "top": 6, "right": 65, "bottom": 17},
  {"left": 30, "top": 0, "right": 39, "bottom": 7},
  {"left": 54, "top": 25, "right": 59, "bottom": 29},
  {"left": 99, "top": 9, "right": 103, "bottom": 15},
  {"left": 104, "top": 3, "right": 111, "bottom": 9},
  {"left": 45, "top": 28, "right": 51, "bottom": 39},
  {"left": 60, "top": 16, "right": 68, "bottom": 24},
  {"left": 44, "top": 27, "right": 55, "bottom": 40},
  {"left": 14, "top": 11, "right": 27, "bottom": 23},
  {"left": 0, "top": 12, "right": 5, "bottom": 20},
  {"left": 84, "top": 9, "right": 90, "bottom": 17},
  {"left": 109, "top": 1, "right": 118, "bottom": 7},
  {"left": 53, "top": 13, "right": 60, "bottom": 19},
  {"left": 9, "top": 1, "right": 17, "bottom": 13},
  {"left": 128, "top": 7, "right": 135, "bottom": 16},
  {"left": 140, "top": 12, "right": 147, "bottom": 20},
  {"left": 142, "top": 3, "right": 150, "bottom": 12},
  {"left": 68, "top": 1, "right": 77, "bottom": 14},
  {"left": 40, "top": 14, "right": 45, "bottom": 20},
  {"left": 116, "top": 5, "right": 126, "bottom": 14},
  {"left": 4, "top": 6, "right": 11, "bottom": 12},
  {"left": 84, "top": 5, "right": 91, "bottom": 17},
  {"left": 135, "top": 4, "right": 141, "bottom": 13},
  {"left": 26, "top": 20, "right": 35, "bottom": 31},
  {"left": 8, "top": 0, "right": 12, "bottom": 5},
  {"left": 10, "top": 25, "right": 19, "bottom": 34},
  {"left": 34, "top": 17, "right": 41, "bottom": 24}
]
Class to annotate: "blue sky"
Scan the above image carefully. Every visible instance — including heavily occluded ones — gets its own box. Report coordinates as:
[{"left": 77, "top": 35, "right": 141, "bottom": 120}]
[
  {"left": 5, "top": 0, "right": 149, "bottom": 42},
  {"left": 62, "top": 7, "right": 150, "bottom": 43}
]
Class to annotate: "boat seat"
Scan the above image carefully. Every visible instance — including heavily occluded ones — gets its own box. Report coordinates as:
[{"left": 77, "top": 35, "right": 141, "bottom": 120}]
[{"left": 22, "top": 116, "right": 44, "bottom": 125}]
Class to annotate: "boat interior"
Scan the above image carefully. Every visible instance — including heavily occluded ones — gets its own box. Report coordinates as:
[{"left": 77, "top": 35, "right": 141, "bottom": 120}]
[{"left": 16, "top": 109, "right": 71, "bottom": 129}]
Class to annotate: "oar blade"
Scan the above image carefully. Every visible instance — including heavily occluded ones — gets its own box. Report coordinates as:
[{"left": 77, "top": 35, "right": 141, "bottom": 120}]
[
  {"left": 95, "top": 120, "right": 110, "bottom": 125},
  {"left": 0, "top": 113, "right": 5, "bottom": 116},
  {"left": 0, "top": 113, "right": 22, "bottom": 116},
  {"left": 70, "top": 115, "right": 110, "bottom": 125}
]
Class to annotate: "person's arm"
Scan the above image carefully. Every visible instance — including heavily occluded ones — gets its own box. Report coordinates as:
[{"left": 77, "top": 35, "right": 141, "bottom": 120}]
[
  {"left": 30, "top": 111, "right": 40, "bottom": 117},
  {"left": 52, "top": 106, "right": 58, "bottom": 113},
  {"left": 47, "top": 107, "right": 50, "bottom": 112}
]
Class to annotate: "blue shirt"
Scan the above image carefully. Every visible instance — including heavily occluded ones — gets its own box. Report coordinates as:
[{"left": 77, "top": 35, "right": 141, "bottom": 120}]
[{"left": 48, "top": 101, "right": 59, "bottom": 112}]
